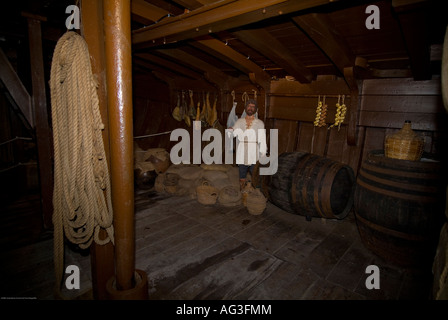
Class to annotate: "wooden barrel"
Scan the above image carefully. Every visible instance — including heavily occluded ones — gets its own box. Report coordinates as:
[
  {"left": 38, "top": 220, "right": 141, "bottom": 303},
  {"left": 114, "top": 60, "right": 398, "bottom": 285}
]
[
  {"left": 354, "top": 150, "right": 446, "bottom": 268},
  {"left": 253, "top": 152, "right": 355, "bottom": 219}
]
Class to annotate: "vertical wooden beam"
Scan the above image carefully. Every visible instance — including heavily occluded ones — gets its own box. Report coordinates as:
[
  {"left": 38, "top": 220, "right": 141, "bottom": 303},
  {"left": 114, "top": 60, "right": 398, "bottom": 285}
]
[
  {"left": 344, "top": 67, "right": 361, "bottom": 146},
  {"left": 104, "top": 0, "right": 148, "bottom": 298},
  {"left": 23, "top": 13, "right": 53, "bottom": 229},
  {"left": 80, "top": 0, "right": 115, "bottom": 300},
  {"left": 0, "top": 48, "right": 33, "bottom": 128},
  {"left": 392, "top": 0, "right": 431, "bottom": 80}
]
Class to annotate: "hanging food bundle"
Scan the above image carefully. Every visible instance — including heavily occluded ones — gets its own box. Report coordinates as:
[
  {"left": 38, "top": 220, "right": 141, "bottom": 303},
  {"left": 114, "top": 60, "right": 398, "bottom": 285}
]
[
  {"left": 200, "top": 92, "right": 208, "bottom": 123},
  {"left": 209, "top": 95, "right": 218, "bottom": 126},
  {"left": 188, "top": 90, "right": 196, "bottom": 119},
  {"left": 195, "top": 101, "right": 201, "bottom": 130},
  {"left": 329, "top": 95, "right": 347, "bottom": 131},
  {"left": 319, "top": 103, "right": 328, "bottom": 127},
  {"left": 182, "top": 91, "right": 191, "bottom": 127},
  {"left": 314, "top": 96, "right": 327, "bottom": 127},
  {"left": 172, "top": 93, "right": 183, "bottom": 122},
  {"left": 205, "top": 92, "right": 212, "bottom": 125}
]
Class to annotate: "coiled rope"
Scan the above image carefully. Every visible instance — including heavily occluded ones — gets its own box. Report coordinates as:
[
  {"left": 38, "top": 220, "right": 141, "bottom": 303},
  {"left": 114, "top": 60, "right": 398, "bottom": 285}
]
[{"left": 50, "top": 31, "right": 114, "bottom": 294}]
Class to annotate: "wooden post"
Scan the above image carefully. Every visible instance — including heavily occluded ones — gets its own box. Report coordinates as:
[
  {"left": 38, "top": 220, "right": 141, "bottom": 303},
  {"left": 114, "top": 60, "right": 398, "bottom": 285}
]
[
  {"left": 23, "top": 12, "right": 53, "bottom": 229},
  {"left": 103, "top": 0, "right": 148, "bottom": 299},
  {"left": 344, "top": 67, "right": 361, "bottom": 147},
  {"left": 80, "top": 0, "right": 115, "bottom": 300}
]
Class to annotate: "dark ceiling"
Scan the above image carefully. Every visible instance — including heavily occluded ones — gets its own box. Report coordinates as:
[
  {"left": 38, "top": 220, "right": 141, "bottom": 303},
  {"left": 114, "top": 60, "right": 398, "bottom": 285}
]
[{"left": 0, "top": 0, "right": 447, "bottom": 89}]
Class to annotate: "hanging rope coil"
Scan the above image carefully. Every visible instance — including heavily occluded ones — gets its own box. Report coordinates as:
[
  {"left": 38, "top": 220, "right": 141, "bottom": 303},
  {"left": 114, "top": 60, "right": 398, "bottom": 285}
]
[{"left": 50, "top": 31, "right": 114, "bottom": 292}]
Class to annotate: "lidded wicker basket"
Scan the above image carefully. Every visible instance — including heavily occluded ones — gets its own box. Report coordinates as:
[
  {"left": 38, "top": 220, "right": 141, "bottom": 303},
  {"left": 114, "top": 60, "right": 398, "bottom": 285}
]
[{"left": 385, "top": 121, "right": 424, "bottom": 161}]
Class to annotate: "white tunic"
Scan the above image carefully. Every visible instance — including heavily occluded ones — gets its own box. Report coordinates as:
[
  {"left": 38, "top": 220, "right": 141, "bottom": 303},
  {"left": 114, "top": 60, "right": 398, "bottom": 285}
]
[{"left": 231, "top": 118, "right": 267, "bottom": 165}]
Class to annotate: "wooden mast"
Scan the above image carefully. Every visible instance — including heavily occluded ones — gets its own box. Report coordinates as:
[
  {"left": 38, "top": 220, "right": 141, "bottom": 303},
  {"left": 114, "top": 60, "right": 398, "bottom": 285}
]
[{"left": 103, "top": 0, "right": 148, "bottom": 299}]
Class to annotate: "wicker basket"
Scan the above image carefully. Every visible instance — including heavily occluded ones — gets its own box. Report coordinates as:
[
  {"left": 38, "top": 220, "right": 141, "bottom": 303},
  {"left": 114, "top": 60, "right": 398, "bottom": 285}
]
[
  {"left": 164, "top": 173, "right": 180, "bottom": 194},
  {"left": 196, "top": 180, "right": 218, "bottom": 205},
  {"left": 246, "top": 189, "right": 266, "bottom": 215},
  {"left": 218, "top": 186, "right": 242, "bottom": 207},
  {"left": 385, "top": 121, "right": 423, "bottom": 161}
]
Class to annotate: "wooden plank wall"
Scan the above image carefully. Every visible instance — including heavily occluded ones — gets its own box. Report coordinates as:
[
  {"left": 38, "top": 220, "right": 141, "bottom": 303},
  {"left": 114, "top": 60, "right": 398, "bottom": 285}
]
[
  {"left": 266, "top": 77, "right": 447, "bottom": 175},
  {"left": 133, "top": 74, "right": 447, "bottom": 176}
]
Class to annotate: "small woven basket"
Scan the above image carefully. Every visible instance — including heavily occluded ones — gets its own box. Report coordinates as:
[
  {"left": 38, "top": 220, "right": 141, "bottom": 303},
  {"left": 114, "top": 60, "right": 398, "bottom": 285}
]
[
  {"left": 385, "top": 121, "right": 423, "bottom": 161},
  {"left": 218, "top": 186, "right": 242, "bottom": 207},
  {"left": 163, "top": 173, "right": 180, "bottom": 194},
  {"left": 246, "top": 189, "right": 266, "bottom": 215},
  {"left": 196, "top": 180, "right": 218, "bottom": 205}
]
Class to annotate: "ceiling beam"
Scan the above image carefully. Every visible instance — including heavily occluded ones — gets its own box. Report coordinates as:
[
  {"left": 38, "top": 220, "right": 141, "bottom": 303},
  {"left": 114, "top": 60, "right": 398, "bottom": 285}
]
[
  {"left": 156, "top": 48, "right": 233, "bottom": 86},
  {"left": 195, "top": 0, "right": 217, "bottom": 5},
  {"left": 142, "top": 0, "right": 185, "bottom": 16},
  {"left": 392, "top": 0, "right": 431, "bottom": 80},
  {"left": 232, "top": 28, "right": 314, "bottom": 83},
  {"left": 131, "top": 0, "right": 169, "bottom": 23},
  {"left": 133, "top": 58, "right": 190, "bottom": 80},
  {"left": 132, "top": 0, "right": 339, "bottom": 48},
  {"left": 191, "top": 37, "right": 271, "bottom": 88},
  {"left": 171, "top": 0, "right": 203, "bottom": 10},
  {"left": 134, "top": 52, "right": 203, "bottom": 79},
  {"left": 292, "top": 13, "right": 355, "bottom": 75}
]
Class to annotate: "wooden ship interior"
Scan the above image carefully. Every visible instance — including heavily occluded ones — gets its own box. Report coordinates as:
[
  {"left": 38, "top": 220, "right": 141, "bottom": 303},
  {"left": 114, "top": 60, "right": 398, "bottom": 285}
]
[{"left": 1, "top": 0, "right": 448, "bottom": 302}]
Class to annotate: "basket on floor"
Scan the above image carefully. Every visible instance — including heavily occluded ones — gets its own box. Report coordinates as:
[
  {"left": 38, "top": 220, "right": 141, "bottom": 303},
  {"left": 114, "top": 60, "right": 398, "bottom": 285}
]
[
  {"left": 164, "top": 173, "right": 180, "bottom": 194},
  {"left": 218, "top": 186, "right": 242, "bottom": 207},
  {"left": 196, "top": 180, "right": 218, "bottom": 205},
  {"left": 384, "top": 121, "right": 424, "bottom": 161},
  {"left": 246, "top": 189, "right": 266, "bottom": 215}
]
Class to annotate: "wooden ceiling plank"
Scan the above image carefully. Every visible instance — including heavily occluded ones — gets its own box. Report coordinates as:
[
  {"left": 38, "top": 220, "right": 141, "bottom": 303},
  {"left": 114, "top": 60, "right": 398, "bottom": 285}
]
[
  {"left": 131, "top": 0, "right": 170, "bottom": 23},
  {"left": 232, "top": 28, "right": 314, "bottom": 83},
  {"left": 191, "top": 37, "right": 271, "bottom": 87},
  {"left": 135, "top": 52, "right": 203, "bottom": 79},
  {"left": 132, "top": 0, "right": 336, "bottom": 47},
  {"left": 293, "top": 13, "right": 355, "bottom": 75}
]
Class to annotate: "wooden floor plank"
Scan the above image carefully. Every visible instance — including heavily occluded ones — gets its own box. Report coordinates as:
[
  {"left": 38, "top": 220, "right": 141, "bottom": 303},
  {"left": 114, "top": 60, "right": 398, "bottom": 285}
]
[
  {"left": 236, "top": 261, "right": 312, "bottom": 299},
  {"left": 136, "top": 214, "right": 193, "bottom": 251},
  {"left": 0, "top": 190, "right": 436, "bottom": 300},
  {"left": 246, "top": 220, "right": 301, "bottom": 254},
  {"left": 164, "top": 246, "right": 283, "bottom": 300}
]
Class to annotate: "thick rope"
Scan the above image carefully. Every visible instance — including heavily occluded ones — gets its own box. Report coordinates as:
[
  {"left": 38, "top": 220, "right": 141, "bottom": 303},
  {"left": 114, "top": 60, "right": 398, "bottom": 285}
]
[{"left": 50, "top": 31, "right": 114, "bottom": 295}]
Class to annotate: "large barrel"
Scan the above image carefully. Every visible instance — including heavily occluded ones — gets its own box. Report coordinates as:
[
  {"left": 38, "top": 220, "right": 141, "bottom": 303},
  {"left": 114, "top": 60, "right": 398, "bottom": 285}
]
[
  {"left": 354, "top": 150, "right": 446, "bottom": 268},
  {"left": 253, "top": 152, "right": 355, "bottom": 219}
]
